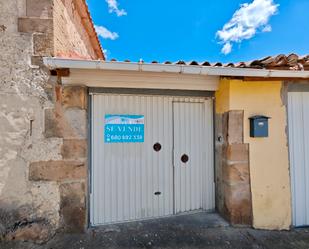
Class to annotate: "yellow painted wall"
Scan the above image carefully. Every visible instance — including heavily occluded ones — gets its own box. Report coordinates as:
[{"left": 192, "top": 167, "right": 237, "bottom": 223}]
[
  {"left": 216, "top": 78, "right": 230, "bottom": 114},
  {"left": 216, "top": 79, "right": 292, "bottom": 230}
]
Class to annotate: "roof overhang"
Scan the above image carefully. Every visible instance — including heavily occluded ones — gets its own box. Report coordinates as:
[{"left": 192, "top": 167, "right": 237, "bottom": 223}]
[
  {"left": 44, "top": 57, "right": 309, "bottom": 78},
  {"left": 44, "top": 57, "right": 309, "bottom": 91}
]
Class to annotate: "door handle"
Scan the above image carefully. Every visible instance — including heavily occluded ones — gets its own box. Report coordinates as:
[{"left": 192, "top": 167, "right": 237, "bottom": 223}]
[{"left": 181, "top": 154, "right": 189, "bottom": 163}]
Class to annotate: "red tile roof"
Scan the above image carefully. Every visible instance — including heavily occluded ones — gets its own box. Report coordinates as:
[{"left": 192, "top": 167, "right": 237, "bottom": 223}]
[{"left": 110, "top": 54, "right": 309, "bottom": 71}]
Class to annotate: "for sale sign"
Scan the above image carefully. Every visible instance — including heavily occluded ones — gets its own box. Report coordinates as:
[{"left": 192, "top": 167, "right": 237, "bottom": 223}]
[{"left": 104, "top": 114, "right": 144, "bottom": 143}]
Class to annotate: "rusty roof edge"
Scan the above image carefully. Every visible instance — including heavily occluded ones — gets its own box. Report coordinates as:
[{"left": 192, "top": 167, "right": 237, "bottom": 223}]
[{"left": 43, "top": 57, "right": 309, "bottom": 78}]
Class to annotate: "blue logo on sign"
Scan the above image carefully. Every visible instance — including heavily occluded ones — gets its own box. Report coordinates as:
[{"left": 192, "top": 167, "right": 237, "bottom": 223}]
[{"left": 104, "top": 114, "right": 144, "bottom": 143}]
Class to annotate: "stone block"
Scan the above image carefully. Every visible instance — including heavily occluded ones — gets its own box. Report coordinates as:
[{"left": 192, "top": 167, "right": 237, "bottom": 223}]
[
  {"left": 26, "top": 0, "right": 53, "bottom": 18},
  {"left": 63, "top": 109, "right": 87, "bottom": 139},
  {"left": 219, "top": 142, "right": 252, "bottom": 226},
  {"left": 226, "top": 144, "right": 249, "bottom": 162},
  {"left": 31, "top": 56, "right": 43, "bottom": 66},
  {"left": 18, "top": 17, "right": 53, "bottom": 33},
  {"left": 224, "top": 183, "right": 252, "bottom": 225},
  {"left": 33, "top": 33, "right": 54, "bottom": 56},
  {"left": 61, "top": 139, "right": 87, "bottom": 159},
  {"left": 228, "top": 110, "right": 244, "bottom": 144},
  {"left": 44, "top": 108, "right": 64, "bottom": 138},
  {"left": 29, "top": 160, "right": 86, "bottom": 182},
  {"left": 44, "top": 108, "right": 87, "bottom": 139},
  {"left": 60, "top": 182, "right": 86, "bottom": 232},
  {"left": 223, "top": 163, "right": 250, "bottom": 185},
  {"left": 62, "top": 86, "right": 87, "bottom": 110}
]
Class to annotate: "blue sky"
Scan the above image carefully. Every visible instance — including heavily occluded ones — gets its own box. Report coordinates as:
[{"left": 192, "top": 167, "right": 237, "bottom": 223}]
[{"left": 87, "top": 0, "right": 309, "bottom": 63}]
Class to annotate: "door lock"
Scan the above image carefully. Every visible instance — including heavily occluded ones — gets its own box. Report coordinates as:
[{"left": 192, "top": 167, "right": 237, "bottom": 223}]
[
  {"left": 153, "top": 142, "right": 162, "bottom": 152},
  {"left": 181, "top": 154, "right": 189, "bottom": 163}
]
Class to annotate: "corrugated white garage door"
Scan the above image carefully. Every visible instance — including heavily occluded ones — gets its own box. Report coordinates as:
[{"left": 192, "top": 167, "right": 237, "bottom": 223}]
[
  {"left": 173, "top": 102, "right": 215, "bottom": 213},
  {"left": 90, "top": 93, "right": 214, "bottom": 225},
  {"left": 288, "top": 92, "right": 309, "bottom": 227}
]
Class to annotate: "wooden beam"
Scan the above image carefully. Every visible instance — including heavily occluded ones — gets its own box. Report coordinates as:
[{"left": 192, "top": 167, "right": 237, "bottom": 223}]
[{"left": 56, "top": 68, "right": 70, "bottom": 77}]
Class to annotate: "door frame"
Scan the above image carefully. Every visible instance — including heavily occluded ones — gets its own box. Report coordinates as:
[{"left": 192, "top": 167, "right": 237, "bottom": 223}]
[
  {"left": 287, "top": 89, "right": 309, "bottom": 227},
  {"left": 172, "top": 100, "right": 209, "bottom": 214}
]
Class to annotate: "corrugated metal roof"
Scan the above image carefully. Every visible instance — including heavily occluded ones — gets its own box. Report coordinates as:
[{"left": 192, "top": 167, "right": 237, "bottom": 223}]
[{"left": 109, "top": 54, "right": 309, "bottom": 71}]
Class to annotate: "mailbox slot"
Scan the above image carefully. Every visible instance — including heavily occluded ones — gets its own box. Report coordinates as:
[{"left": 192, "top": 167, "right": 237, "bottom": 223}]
[{"left": 249, "top": 115, "right": 270, "bottom": 138}]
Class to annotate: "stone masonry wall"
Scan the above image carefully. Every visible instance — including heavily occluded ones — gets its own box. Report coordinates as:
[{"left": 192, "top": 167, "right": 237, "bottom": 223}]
[
  {"left": 0, "top": 0, "right": 60, "bottom": 243},
  {"left": 215, "top": 110, "right": 253, "bottom": 225},
  {"left": 30, "top": 85, "right": 88, "bottom": 234},
  {"left": 0, "top": 0, "right": 96, "bottom": 243},
  {"left": 53, "top": 0, "right": 98, "bottom": 59}
]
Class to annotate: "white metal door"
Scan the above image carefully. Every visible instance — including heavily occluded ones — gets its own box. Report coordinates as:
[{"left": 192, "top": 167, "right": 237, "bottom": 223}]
[
  {"left": 91, "top": 94, "right": 214, "bottom": 225},
  {"left": 173, "top": 101, "right": 215, "bottom": 213},
  {"left": 288, "top": 92, "right": 309, "bottom": 227},
  {"left": 91, "top": 94, "right": 174, "bottom": 225}
]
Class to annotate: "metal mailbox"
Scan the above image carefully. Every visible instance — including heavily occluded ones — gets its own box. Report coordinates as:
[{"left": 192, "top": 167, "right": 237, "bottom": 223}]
[{"left": 249, "top": 115, "right": 270, "bottom": 138}]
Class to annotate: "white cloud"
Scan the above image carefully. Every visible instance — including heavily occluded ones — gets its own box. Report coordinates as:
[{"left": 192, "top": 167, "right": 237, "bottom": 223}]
[
  {"left": 222, "top": 42, "right": 232, "bottom": 55},
  {"left": 94, "top": 25, "right": 119, "bottom": 40},
  {"left": 262, "top": 25, "right": 272, "bottom": 32},
  {"left": 103, "top": 49, "right": 110, "bottom": 59},
  {"left": 106, "top": 0, "right": 127, "bottom": 17},
  {"left": 216, "top": 0, "right": 279, "bottom": 55}
]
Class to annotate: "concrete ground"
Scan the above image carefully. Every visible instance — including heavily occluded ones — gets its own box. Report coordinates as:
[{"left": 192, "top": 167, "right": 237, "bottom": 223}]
[{"left": 2, "top": 212, "right": 309, "bottom": 249}]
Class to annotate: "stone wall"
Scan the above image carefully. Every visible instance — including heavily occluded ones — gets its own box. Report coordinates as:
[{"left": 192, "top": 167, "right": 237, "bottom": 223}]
[
  {"left": 0, "top": 0, "right": 59, "bottom": 243},
  {"left": 0, "top": 0, "right": 100, "bottom": 243},
  {"left": 53, "top": 0, "right": 102, "bottom": 59},
  {"left": 216, "top": 78, "right": 292, "bottom": 230},
  {"left": 30, "top": 85, "right": 88, "bottom": 233},
  {"left": 215, "top": 110, "right": 253, "bottom": 225}
]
